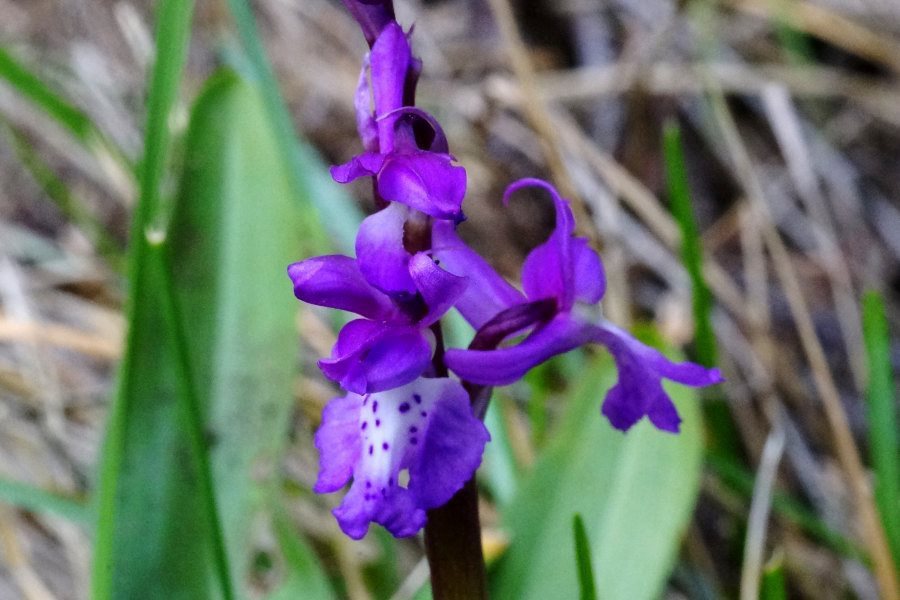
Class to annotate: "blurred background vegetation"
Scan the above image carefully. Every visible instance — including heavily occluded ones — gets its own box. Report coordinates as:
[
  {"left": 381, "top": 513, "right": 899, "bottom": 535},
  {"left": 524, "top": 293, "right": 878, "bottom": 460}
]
[{"left": 0, "top": 0, "right": 898, "bottom": 598}]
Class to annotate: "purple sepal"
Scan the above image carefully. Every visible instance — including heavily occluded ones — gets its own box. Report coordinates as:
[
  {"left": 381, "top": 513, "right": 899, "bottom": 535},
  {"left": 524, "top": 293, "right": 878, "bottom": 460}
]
[
  {"left": 316, "top": 378, "right": 489, "bottom": 539},
  {"left": 287, "top": 255, "right": 394, "bottom": 320},
  {"left": 330, "top": 152, "right": 385, "bottom": 184},
  {"left": 431, "top": 220, "right": 525, "bottom": 329}
]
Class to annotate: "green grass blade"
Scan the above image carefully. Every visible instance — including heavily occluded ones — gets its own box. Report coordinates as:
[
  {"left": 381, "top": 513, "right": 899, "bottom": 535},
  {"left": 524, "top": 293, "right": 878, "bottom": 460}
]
[
  {"left": 662, "top": 121, "right": 716, "bottom": 368},
  {"left": 1, "top": 122, "right": 125, "bottom": 271},
  {"left": 862, "top": 291, "right": 900, "bottom": 569},
  {"left": 760, "top": 553, "right": 787, "bottom": 600},
  {"left": 663, "top": 121, "right": 742, "bottom": 460},
  {"left": 0, "top": 46, "right": 95, "bottom": 142},
  {"left": 573, "top": 514, "right": 598, "bottom": 600},
  {"left": 0, "top": 477, "right": 92, "bottom": 524},
  {"left": 225, "top": 0, "right": 363, "bottom": 254}
]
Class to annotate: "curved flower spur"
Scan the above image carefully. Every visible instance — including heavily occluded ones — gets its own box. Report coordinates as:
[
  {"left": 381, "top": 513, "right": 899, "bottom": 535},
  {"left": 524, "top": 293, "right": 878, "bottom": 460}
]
[{"left": 287, "top": 0, "right": 723, "bottom": 541}]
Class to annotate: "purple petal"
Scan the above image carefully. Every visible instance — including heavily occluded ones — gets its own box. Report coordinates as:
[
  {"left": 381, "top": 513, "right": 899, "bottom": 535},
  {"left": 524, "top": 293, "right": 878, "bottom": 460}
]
[
  {"left": 314, "top": 393, "right": 364, "bottom": 493},
  {"left": 329, "top": 377, "right": 487, "bottom": 539},
  {"left": 356, "top": 203, "right": 417, "bottom": 297},
  {"left": 370, "top": 22, "right": 413, "bottom": 149},
  {"left": 320, "top": 320, "right": 433, "bottom": 394},
  {"left": 330, "top": 152, "right": 384, "bottom": 184},
  {"left": 446, "top": 315, "right": 591, "bottom": 386},
  {"left": 377, "top": 152, "right": 466, "bottom": 221},
  {"left": 504, "top": 178, "right": 577, "bottom": 309},
  {"left": 287, "top": 255, "right": 394, "bottom": 320},
  {"left": 431, "top": 220, "right": 525, "bottom": 329},
  {"left": 340, "top": 0, "right": 395, "bottom": 47},
  {"left": 354, "top": 55, "right": 379, "bottom": 152},
  {"left": 588, "top": 321, "right": 724, "bottom": 433},
  {"left": 408, "top": 252, "right": 467, "bottom": 326}
]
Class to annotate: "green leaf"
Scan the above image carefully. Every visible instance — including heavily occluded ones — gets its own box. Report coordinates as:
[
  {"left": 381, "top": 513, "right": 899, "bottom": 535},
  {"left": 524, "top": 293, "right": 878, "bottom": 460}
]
[
  {"left": 267, "top": 508, "right": 334, "bottom": 600},
  {"left": 572, "top": 514, "right": 598, "bottom": 600},
  {"left": 862, "top": 291, "right": 900, "bottom": 569},
  {"left": 492, "top": 352, "right": 704, "bottom": 600},
  {"left": 93, "top": 62, "right": 328, "bottom": 598},
  {"left": 92, "top": 1, "right": 204, "bottom": 598},
  {"left": 225, "top": 0, "right": 363, "bottom": 254}
]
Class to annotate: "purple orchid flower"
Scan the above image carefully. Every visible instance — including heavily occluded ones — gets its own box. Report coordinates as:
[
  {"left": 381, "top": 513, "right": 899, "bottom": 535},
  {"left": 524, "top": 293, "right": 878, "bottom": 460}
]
[
  {"left": 331, "top": 21, "right": 466, "bottom": 223},
  {"left": 434, "top": 178, "right": 724, "bottom": 433},
  {"left": 313, "top": 376, "right": 489, "bottom": 539},
  {"left": 288, "top": 247, "right": 466, "bottom": 395}
]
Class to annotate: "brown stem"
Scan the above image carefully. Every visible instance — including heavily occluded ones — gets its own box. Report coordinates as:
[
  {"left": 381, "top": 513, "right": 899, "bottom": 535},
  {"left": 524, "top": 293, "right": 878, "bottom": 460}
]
[
  {"left": 424, "top": 478, "right": 488, "bottom": 600},
  {"left": 425, "top": 321, "right": 488, "bottom": 598}
]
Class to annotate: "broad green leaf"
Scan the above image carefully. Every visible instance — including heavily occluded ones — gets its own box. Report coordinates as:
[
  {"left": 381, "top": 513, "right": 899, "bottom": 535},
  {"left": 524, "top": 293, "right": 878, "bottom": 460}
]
[
  {"left": 225, "top": 0, "right": 363, "bottom": 254},
  {"left": 93, "top": 67, "right": 332, "bottom": 599},
  {"left": 492, "top": 352, "right": 704, "bottom": 600},
  {"left": 92, "top": 1, "right": 208, "bottom": 598}
]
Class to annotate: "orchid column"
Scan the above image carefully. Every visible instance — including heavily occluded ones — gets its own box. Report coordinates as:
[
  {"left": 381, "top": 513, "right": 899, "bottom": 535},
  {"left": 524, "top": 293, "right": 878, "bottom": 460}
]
[{"left": 287, "top": 2, "right": 722, "bottom": 598}]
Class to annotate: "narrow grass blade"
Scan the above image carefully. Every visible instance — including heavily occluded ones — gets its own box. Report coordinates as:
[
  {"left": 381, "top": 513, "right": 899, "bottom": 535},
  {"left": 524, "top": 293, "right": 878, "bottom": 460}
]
[
  {"left": 225, "top": 0, "right": 363, "bottom": 254},
  {"left": 0, "top": 477, "right": 92, "bottom": 524},
  {"left": 760, "top": 553, "right": 787, "bottom": 600},
  {"left": 663, "top": 120, "right": 742, "bottom": 461},
  {"left": 1, "top": 122, "right": 125, "bottom": 270},
  {"left": 573, "top": 514, "right": 598, "bottom": 600},
  {"left": 662, "top": 121, "right": 716, "bottom": 368},
  {"left": 0, "top": 46, "right": 96, "bottom": 143},
  {"left": 862, "top": 291, "right": 900, "bottom": 569}
]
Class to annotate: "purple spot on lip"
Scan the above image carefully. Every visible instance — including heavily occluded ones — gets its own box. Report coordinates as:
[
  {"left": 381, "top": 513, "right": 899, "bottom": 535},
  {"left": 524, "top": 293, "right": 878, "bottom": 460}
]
[
  {"left": 366, "top": 481, "right": 371, "bottom": 488},
  {"left": 399, "top": 402, "right": 410, "bottom": 413},
  {"left": 376, "top": 419, "right": 381, "bottom": 427},
  {"left": 382, "top": 442, "right": 389, "bottom": 450},
  {"left": 413, "top": 394, "right": 422, "bottom": 404},
  {"left": 361, "top": 422, "right": 368, "bottom": 430},
  {"left": 373, "top": 401, "right": 378, "bottom": 413},
  {"left": 409, "top": 426, "right": 418, "bottom": 433},
  {"left": 368, "top": 445, "right": 373, "bottom": 455},
  {"left": 388, "top": 477, "right": 393, "bottom": 486},
  {"left": 421, "top": 411, "right": 427, "bottom": 417}
]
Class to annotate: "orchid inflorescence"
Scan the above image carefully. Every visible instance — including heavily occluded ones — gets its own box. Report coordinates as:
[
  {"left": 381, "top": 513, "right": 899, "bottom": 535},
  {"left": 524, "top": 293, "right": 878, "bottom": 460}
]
[{"left": 287, "top": 0, "right": 723, "bottom": 540}]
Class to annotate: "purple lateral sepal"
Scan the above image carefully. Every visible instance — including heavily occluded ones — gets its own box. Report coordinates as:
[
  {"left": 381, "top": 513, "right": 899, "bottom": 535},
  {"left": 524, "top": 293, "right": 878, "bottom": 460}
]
[
  {"left": 287, "top": 245, "right": 465, "bottom": 394},
  {"left": 442, "top": 178, "right": 722, "bottom": 433},
  {"left": 314, "top": 378, "right": 490, "bottom": 539}
]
